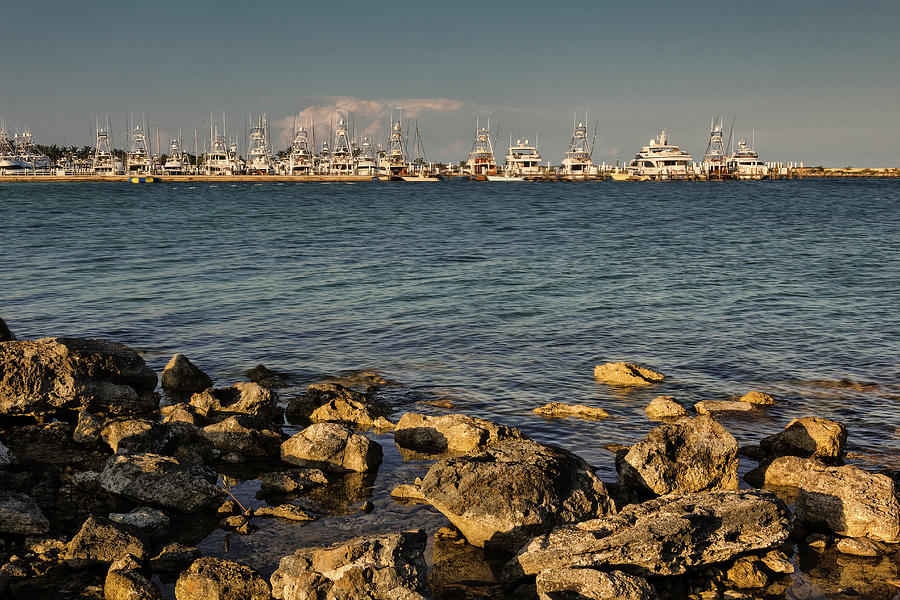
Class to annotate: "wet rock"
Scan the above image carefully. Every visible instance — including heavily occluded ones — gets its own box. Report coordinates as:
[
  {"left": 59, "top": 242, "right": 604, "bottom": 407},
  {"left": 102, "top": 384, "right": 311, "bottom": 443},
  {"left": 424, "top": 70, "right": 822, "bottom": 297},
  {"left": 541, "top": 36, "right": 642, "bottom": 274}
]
[
  {"left": 199, "top": 414, "right": 283, "bottom": 458},
  {"left": 73, "top": 409, "right": 104, "bottom": 445},
  {"left": 0, "top": 440, "right": 13, "bottom": 466},
  {"left": 253, "top": 503, "right": 316, "bottom": 522},
  {"left": 644, "top": 396, "right": 687, "bottom": 420},
  {"left": 0, "top": 317, "right": 15, "bottom": 341},
  {"left": 835, "top": 536, "right": 884, "bottom": 556},
  {"left": 740, "top": 391, "right": 776, "bottom": 405},
  {"left": 245, "top": 363, "right": 287, "bottom": 387},
  {"left": 105, "top": 554, "right": 164, "bottom": 600},
  {"left": 760, "top": 549, "right": 794, "bottom": 574},
  {"left": 65, "top": 516, "right": 148, "bottom": 563},
  {"left": 758, "top": 417, "right": 847, "bottom": 460},
  {"left": 259, "top": 468, "right": 329, "bottom": 495},
  {"left": 161, "top": 403, "right": 199, "bottom": 425},
  {"left": 149, "top": 543, "right": 202, "bottom": 573},
  {"left": 533, "top": 402, "right": 609, "bottom": 420},
  {"left": 189, "top": 381, "right": 277, "bottom": 419},
  {"left": 430, "top": 527, "right": 504, "bottom": 598},
  {"left": 0, "top": 337, "right": 159, "bottom": 418},
  {"left": 618, "top": 415, "right": 738, "bottom": 498},
  {"left": 108, "top": 506, "right": 170, "bottom": 542},
  {"left": 744, "top": 455, "right": 825, "bottom": 489},
  {"left": 270, "top": 529, "right": 430, "bottom": 600},
  {"left": 795, "top": 463, "right": 900, "bottom": 542},
  {"left": 175, "top": 557, "right": 270, "bottom": 600},
  {"left": 693, "top": 400, "right": 756, "bottom": 415},
  {"left": 725, "top": 556, "right": 769, "bottom": 589},
  {"left": 160, "top": 354, "right": 213, "bottom": 395},
  {"left": 805, "top": 532, "right": 828, "bottom": 550},
  {"left": 286, "top": 382, "right": 393, "bottom": 430},
  {"left": 99, "top": 452, "right": 222, "bottom": 513},
  {"left": 101, "top": 418, "right": 154, "bottom": 453},
  {"left": 281, "top": 422, "right": 382, "bottom": 473},
  {"left": 400, "top": 439, "right": 615, "bottom": 552},
  {"left": 103, "top": 419, "right": 198, "bottom": 456},
  {"left": 394, "top": 412, "right": 524, "bottom": 454},
  {"left": 0, "top": 491, "right": 49, "bottom": 535},
  {"left": 536, "top": 568, "right": 656, "bottom": 600},
  {"left": 593, "top": 362, "right": 664, "bottom": 386},
  {"left": 508, "top": 489, "right": 791, "bottom": 579}
]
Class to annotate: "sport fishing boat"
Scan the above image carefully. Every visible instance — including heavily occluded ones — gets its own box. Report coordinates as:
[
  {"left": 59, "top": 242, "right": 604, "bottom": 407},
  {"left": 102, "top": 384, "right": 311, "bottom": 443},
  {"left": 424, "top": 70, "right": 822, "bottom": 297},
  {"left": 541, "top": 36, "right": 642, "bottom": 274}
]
[
  {"left": 92, "top": 122, "right": 119, "bottom": 175},
  {"left": 5, "top": 130, "right": 52, "bottom": 171},
  {"left": 204, "top": 127, "right": 235, "bottom": 175},
  {"left": 465, "top": 121, "right": 496, "bottom": 180},
  {"left": 379, "top": 121, "right": 408, "bottom": 180},
  {"left": 560, "top": 120, "right": 594, "bottom": 179},
  {"left": 0, "top": 129, "right": 25, "bottom": 171},
  {"left": 245, "top": 114, "right": 273, "bottom": 174},
  {"left": 702, "top": 118, "right": 728, "bottom": 180},
  {"left": 288, "top": 126, "right": 314, "bottom": 175},
  {"left": 356, "top": 136, "right": 377, "bottom": 177},
  {"left": 625, "top": 130, "right": 694, "bottom": 180},
  {"left": 329, "top": 118, "right": 355, "bottom": 176},
  {"left": 126, "top": 124, "right": 152, "bottom": 174},
  {"left": 728, "top": 138, "right": 769, "bottom": 179},
  {"left": 163, "top": 136, "right": 190, "bottom": 175}
]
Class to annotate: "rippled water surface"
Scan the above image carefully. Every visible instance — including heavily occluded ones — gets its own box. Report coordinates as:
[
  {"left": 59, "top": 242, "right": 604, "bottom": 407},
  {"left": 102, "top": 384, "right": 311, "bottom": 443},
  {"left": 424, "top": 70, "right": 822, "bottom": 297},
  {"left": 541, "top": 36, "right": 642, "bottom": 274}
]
[{"left": 2, "top": 179, "right": 899, "bottom": 594}]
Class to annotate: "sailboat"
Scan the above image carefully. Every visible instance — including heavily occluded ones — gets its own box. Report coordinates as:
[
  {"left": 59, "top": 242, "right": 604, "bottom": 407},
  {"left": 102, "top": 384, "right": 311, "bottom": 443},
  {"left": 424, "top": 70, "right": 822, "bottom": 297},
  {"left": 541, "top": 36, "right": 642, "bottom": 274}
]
[{"left": 402, "top": 120, "right": 439, "bottom": 181}]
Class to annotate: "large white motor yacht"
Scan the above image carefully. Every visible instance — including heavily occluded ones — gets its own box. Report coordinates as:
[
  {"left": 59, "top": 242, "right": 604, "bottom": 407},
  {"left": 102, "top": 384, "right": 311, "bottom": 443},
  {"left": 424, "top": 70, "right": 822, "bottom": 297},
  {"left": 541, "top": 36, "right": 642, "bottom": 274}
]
[
  {"left": 728, "top": 138, "right": 769, "bottom": 179},
  {"left": 626, "top": 130, "right": 694, "bottom": 180},
  {"left": 501, "top": 138, "right": 542, "bottom": 178}
]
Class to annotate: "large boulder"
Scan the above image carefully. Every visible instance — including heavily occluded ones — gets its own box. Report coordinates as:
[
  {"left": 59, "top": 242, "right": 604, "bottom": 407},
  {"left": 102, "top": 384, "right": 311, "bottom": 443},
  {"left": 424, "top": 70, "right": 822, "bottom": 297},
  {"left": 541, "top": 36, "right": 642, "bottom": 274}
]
[
  {"left": 99, "top": 452, "right": 222, "bottom": 513},
  {"left": 160, "top": 354, "right": 213, "bottom": 395},
  {"left": 281, "top": 422, "right": 382, "bottom": 473},
  {"left": 507, "top": 489, "right": 792, "bottom": 579},
  {"left": 175, "top": 557, "right": 270, "bottom": 600},
  {"left": 618, "top": 415, "right": 738, "bottom": 497},
  {"left": 102, "top": 419, "right": 197, "bottom": 455},
  {"left": 270, "top": 530, "right": 430, "bottom": 600},
  {"left": 758, "top": 417, "right": 847, "bottom": 460},
  {"left": 0, "top": 337, "right": 159, "bottom": 418},
  {"left": 0, "top": 490, "right": 49, "bottom": 535},
  {"left": 394, "top": 412, "right": 524, "bottom": 454},
  {"left": 744, "top": 455, "right": 825, "bottom": 489},
  {"left": 286, "top": 382, "right": 393, "bottom": 430},
  {"left": 105, "top": 554, "right": 164, "bottom": 600},
  {"left": 0, "top": 318, "right": 14, "bottom": 341},
  {"left": 108, "top": 506, "right": 171, "bottom": 542},
  {"left": 189, "top": 381, "right": 277, "bottom": 419},
  {"left": 593, "top": 362, "right": 664, "bottom": 386},
  {"left": 795, "top": 464, "right": 900, "bottom": 543},
  {"left": 199, "top": 415, "right": 283, "bottom": 459},
  {"left": 396, "top": 439, "right": 615, "bottom": 552},
  {"left": 65, "top": 516, "right": 148, "bottom": 563},
  {"left": 536, "top": 568, "right": 657, "bottom": 600}
]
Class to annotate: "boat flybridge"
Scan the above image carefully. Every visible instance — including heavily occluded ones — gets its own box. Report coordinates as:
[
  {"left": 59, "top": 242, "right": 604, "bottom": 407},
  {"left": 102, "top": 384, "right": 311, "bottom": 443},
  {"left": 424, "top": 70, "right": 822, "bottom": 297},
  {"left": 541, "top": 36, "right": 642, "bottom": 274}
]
[
  {"left": 490, "top": 136, "right": 542, "bottom": 180},
  {"left": 728, "top": 137, "right": 769, "bottom": 179},
  {"left": 288, "top": 126, "right": 314, "bottom": 175},
  {"left": 246, "top": 114, "right": 273, "bottom": 174},
  {"left": 126, "top": 124, "right": 152, "bottom": 174},
  {"left": 465, "top": 121, "right": 497, "bottom": 180},
  {"left": 560, "top": 120, "right": 594, "bottom": 179},
  {"left": 92, "top": 122, "right": 119, "bottom": 175},
  {"left": 626, "top": 130, "right": 694, "bottom": 180},
  {"left": 329, "top": 118, "right": 355, "bottom": 175},
  {"left": 702, "top": 118, "right": 728, "bottom": 179},
  {"left": 379, "top": 121, "right": 408, "bottom": 180}
]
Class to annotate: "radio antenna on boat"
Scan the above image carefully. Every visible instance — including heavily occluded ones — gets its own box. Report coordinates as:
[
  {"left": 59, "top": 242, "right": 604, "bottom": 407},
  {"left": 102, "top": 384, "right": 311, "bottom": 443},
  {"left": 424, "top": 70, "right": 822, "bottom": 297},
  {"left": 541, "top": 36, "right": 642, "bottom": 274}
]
[{"left": 590, "top": 120, "right": 599, "bottom": 157}]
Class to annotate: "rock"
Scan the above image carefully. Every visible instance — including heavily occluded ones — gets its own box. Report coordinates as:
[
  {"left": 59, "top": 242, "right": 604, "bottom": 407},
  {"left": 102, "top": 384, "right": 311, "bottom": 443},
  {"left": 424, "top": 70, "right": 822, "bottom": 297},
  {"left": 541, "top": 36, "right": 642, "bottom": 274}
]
[
  {"left": 101, "top": 418, "right": 154, "bottom": 453},
  {"left": 725, "top": 556, "right": 769, "bottom": 589},
  {"left": 618, "top": 415, "right": 738, "bottom": 497},
  {"left": 259, "top": 469, "right": 329, "bottom": 495},
  {"left": 0, "top": 337, "right": 159, "bottom": 418},
  {"left": 287, "top": 382, "right": 393, "bottom": 430},
  {"left": 508, "top": 489, "right": 792, "bottom": 579},
  {"left": 744, "top": 455, "right": 825, "bottom": 489},
  {"left": 281, "top": 422, "right": 382, "bottom": 473},
  {"left": 245, "top": 364, "right": 287, "bottom": 387},
  {"left": 593, "top": 362, "right": 664, "bottom": 386},
  {"left": 394, "top": 412, "right": 524, "bottom": 454},
  {"left": 105, "top": 554, "right": 164, "bottom": 600},
  {"left": 795, "top": 463, "right": 900, "bottom": 542},
  {"left": 199, "top": 415, "right": 283, "bottom": 458},
  {"left": 73, "top": 409, "right": 104, "bottom": 444},
  {"left": 162, "top": 403, "right": 199, "bottom": 425},
  {"left": 253, "top": 504, "right": 316, "bottom": 522},
  {"left": 644, "top": 396, "right": 687, "bottom": 420},
  {"left": 760, "top": 549, "right": 794, "bottom": 574},
  {"left": 161, "top": 354, "right": 213, "bottom": 395},
  {"left": 0, "top": 491, "right": 49, "bottom": 535},
  {"left": 99, "top": 452, "right": 222, "bottom": 513},
  {"left": 401, "top": 439, "right": 615, "bottom": 551},
  {"left": 149, "top": 543, "right": 202, "bottom": 573},
  {"left": 740, "top": 391, "right": 776, "bottom": 405},
  {"left": 175, "top": 557, "right": 270, "bottom": 600},
  {"left": 102, "top": 419, "right": 198, "bottom": 456},
  {"left": 189, "top": 381, "right": 277, "bottom": 418},
  {"left": 65, "top": 516, "right": 147, "bottom": 563},
  {"left": 536, "top": 568, "right": 656, "bottom": 600},
  {"left": 759, "top": 417, "right": 847, "bottom": 460},
  {"left": 0, "top": 440, "right": 13, "bottom": 466},
  {"left": 270, "top": 530, "right": 430, "bottom": 600},
  {"left": 835, "top": 536, "right": 884, "bottom": 557},
  {"left": 0, "top": 318, "right": 15, "bottom": 341},
  {"left": 805, "top": 532, "right": 828, "bottom": 549},
  {"left": 693, "top": 400, "right": 756, "bottom": 415},
  {"left": 533, "top": 402, "right": 609, "bottom": 420},
  {"left": 108, "top": 507, "right": 170, "bottom": 541}
]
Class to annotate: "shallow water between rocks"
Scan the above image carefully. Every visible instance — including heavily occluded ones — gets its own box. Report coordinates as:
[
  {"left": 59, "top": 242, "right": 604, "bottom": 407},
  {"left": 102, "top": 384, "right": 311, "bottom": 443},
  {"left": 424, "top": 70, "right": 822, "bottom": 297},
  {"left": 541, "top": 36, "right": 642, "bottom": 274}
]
[{"left": 2, "top": 179, "right": 899, "bottom": 598}]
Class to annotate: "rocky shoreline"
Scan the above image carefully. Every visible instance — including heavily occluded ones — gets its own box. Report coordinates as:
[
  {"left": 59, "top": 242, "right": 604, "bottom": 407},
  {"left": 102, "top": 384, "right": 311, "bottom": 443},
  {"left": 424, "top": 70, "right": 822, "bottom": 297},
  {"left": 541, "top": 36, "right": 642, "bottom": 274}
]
[{"left": 1, "top": 319, "right": 898, "bottom": 599}]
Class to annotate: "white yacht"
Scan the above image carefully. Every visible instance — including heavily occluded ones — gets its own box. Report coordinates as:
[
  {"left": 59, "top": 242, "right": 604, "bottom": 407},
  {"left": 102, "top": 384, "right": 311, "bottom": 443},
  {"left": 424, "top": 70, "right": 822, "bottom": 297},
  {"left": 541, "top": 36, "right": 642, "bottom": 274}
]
[
  {"left": 329, "top": 118, "right": 355, "bottom": 176},
  {"left": 495, "top": 137, "right": 541, "bottom": 179},
  {"left": 702, "top": 118, "right": 728, "bottom": 179},
  {"left": 204, "top": 127, "right": 235, "bottom": 175},
  {"left": 245, "top": 114, "right": 272, "bottom": 174},
  {"left": 125, "top": 125, "right": 152, "bottom": 174},
  {"left": 379, "top": 121, "right": 408, "bottom": 180},
  {"left": 288, "top": 126, "right": 314, "bottom": 175},
  {"left": 560, "top": 120, "right": 594, "bottom": 179},
  {"left": 7, "top": 130, "right": 52, "bottom": 171},
  {"left": 356, "top": 136, "right": 377, "bottom": 177},
  {"left": 0, "top": 129, "right": 25, "bottom": 171},
  {"left": 465, "top": 122, "right": 496, "bottom": 180},
  {"left": 92, "top": 122, "right": 119, "bottom": 175},
  {"left": 163, "top": 136, "right": 190, "bottom": 175},
  {"left": 728, "top": 138, "right": 769, "bottom": 179},
  {"left": 626, "top": 130, "right": 694, "bottom": 180}
]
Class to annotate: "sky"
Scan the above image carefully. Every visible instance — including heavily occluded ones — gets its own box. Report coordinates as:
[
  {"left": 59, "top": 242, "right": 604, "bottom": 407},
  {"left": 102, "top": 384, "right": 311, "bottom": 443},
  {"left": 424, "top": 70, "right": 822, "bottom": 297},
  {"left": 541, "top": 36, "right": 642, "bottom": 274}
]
[{"left": 2, "top": 0, "right": 898, "bottom": 166}]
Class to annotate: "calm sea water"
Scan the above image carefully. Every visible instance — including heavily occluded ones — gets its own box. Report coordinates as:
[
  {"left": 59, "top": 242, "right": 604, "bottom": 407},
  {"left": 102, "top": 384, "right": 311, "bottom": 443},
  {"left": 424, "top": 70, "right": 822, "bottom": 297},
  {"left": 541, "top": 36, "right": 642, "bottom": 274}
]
[{"left": 2, "top": 180, "right": 899, "bottom": 591}]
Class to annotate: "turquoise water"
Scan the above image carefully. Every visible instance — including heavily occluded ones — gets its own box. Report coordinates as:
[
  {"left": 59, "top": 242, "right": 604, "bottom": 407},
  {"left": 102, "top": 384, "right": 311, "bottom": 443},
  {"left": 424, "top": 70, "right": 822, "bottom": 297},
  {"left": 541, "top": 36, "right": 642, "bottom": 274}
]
[{"left": 1, "top": 180, "right": 899, "bottom": 472}]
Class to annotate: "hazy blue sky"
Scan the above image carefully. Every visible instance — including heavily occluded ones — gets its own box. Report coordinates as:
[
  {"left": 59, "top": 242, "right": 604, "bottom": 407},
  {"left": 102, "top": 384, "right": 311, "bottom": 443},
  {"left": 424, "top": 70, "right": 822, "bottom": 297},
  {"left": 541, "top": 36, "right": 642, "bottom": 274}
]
[{"left": 2, "top": 0, "right": 898, "bottom": 166}]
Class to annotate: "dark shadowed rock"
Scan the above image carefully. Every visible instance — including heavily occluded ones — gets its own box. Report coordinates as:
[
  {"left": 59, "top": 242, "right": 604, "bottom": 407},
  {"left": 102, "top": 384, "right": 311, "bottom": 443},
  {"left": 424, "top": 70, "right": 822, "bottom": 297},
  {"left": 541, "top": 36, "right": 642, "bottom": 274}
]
[
  {"left": 102, "top": 419, "right": 198, "bottom": 456},
  {"left": 99, "top": 452, "right": 222, "bottom": 513},
  {"left": 725, "top": 556, "right": 770, "bottom": 588},
  {"left": 149, "top": 543, "right": 201, "bottom": 573},
  {"left": 189, "top": 381, "right": 277, "bottom": 419},
  {"left": 398, "top": 439, "right": 615, "bottom": 552},
  {"left": 536, "top": 568, "right": 657, "bottom": 600},
  {"left": 286, "top": 382, "right": 393, "bottom": 430},
  {"left": 281, "top": 422, "right": 382, "bottom": 473},
  {"left": 0, "top": 318, "right": 15, "bottom": 341},
  {"left": 245, "top": 363, "right": 288, "bottom": 387},
  {"left": 65, "top": 516, "right": 147, "bottom": 563},
  {"left": 0, "top": 490, "right": 49, "bottom": 535},
  {"left": 0, "top": 337, "right": 159, "bottom": 418},
  {"left": 199, "top": 414, "right": 284, "bottom": 458},
  {"left": 507, "top": 489, "right": 792, "bottom": 579},
  {"left": 593, "top": 362, "right": 664, "bottom": 386},
  {"left": 759, "top": 417, "right": 847, "bottom": 460},
  {"left": 644, "top": 396, "right": 687, "bottom": 420},
  {"left": 105, "top": 554, "right": 164, "bottom": 600},
  {"left": 101, "top": 418, "right": 154, "bottom": 452},
  {"left": 160, "top": 354, "right": 213, "bottom": 395},
  {"left": 259, "top": 468, "right": 329, "bottom": 495},
  {"left": 394, "top": 412, "right": 524, "bottom": 454},
  {"left": 108, "top": 506, "right": 170, "bottom": 542},
  {"left": 175, "top": 557, "right": 270, "bottom": 600},
  {"left": 270, "top": 530, "right": 430, "bottom": 600},
  {"left": 73, "top": 409, "right": 104, "bottom": 445},
  {"left": 0, "top": 440, "right": 13, "bottom": 466},
  {"left": 618, "top": 415, "right": 738, "bottom": 498}
]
